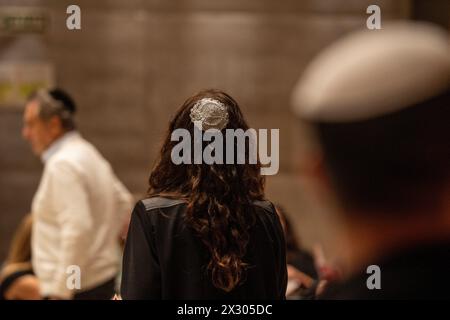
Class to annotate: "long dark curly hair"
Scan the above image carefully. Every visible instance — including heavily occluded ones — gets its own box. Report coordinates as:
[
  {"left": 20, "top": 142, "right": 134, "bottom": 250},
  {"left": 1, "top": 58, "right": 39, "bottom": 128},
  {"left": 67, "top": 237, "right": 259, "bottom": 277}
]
[{"left": 148, "top": 89, "right": 265, "bottom": 292}]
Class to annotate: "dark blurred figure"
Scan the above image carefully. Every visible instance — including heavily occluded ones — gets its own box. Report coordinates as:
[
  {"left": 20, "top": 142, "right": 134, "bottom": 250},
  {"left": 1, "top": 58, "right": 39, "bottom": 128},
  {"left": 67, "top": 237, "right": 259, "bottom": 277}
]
[
  {"left": 292, "top": 22, "right": 450, "bottom": 299},
  {"left": 275, "top": 205, "right": 318, "bottom": 299},
  {"left": 0, "top": 214, "right": 40, "bottom": 300}
]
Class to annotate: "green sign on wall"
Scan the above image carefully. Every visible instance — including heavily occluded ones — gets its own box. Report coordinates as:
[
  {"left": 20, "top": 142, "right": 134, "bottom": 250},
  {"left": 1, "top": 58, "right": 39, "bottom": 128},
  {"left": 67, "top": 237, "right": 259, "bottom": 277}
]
[{"left": 0, "top": 7, "right": 48, "bottom": 34}]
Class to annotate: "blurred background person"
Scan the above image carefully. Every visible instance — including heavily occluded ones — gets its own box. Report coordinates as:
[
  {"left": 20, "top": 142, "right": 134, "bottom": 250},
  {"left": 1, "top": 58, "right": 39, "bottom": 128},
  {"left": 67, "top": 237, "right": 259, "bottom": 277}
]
[
  {"left": 292, "top": 22, "right": 450, "bottom": 299},
  {"left": 0, "top": 214, "right": 40, "bottom": 300},
  {"left": 22, "top": 88, "right": 133, "bottom": 299},
  {"left": 275, "top": 204, "right": 317, "bottom": 299},
  {"left": 121, "top": 90, "right": 287, "bottom": 299},
  {"left": 275, "top": 205, "right": 340, "bottom": 299}
]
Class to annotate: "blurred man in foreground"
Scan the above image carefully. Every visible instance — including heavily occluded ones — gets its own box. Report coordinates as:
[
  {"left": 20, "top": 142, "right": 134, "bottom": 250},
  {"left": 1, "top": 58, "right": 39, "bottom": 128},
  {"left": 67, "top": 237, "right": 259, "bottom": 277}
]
[{"left": 292, "top": 22, "right": 450, "bottom": 299}]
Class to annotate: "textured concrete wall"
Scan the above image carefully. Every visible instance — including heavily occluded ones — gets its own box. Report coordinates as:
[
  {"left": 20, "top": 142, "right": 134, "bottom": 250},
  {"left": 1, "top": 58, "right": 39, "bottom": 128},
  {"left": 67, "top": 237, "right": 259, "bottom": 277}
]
[{"left": 0, "top": 0, "right": 412, "bottom": 261}]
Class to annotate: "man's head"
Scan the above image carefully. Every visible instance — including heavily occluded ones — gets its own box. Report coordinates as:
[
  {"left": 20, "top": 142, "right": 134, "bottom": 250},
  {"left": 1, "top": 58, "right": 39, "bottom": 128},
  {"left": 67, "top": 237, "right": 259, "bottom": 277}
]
[
  {"left": 292, "top": 22, "right": 450, "bottom": 219},
  {"left": 22, "top": 88, "right": 76, "bottom": 156}
]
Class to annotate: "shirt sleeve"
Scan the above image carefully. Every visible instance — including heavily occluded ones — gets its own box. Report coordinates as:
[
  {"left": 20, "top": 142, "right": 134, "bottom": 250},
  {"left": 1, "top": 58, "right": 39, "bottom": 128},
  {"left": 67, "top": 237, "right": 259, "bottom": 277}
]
[
  {"left": 111, "top": 173, "right": 134, "bottom": 238},
  {"left": 121, "top": 201, "right": 161, "bottom": 299},
  {"left": 46, "top": 160, "right": 94, "bottom": 299}
]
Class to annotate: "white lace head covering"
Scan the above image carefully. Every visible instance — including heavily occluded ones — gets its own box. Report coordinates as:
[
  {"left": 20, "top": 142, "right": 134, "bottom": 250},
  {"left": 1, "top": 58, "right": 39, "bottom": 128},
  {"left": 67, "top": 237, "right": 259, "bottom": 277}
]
[{"left": 190, "top": 97, "right": 229, "bottom": 130}]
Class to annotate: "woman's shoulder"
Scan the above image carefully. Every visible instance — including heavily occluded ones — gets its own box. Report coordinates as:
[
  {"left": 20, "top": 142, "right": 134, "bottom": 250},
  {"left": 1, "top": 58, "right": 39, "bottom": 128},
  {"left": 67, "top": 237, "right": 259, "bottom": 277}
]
[
  {"left": 252, "top": 199, "right": 276, "bottom": 213},
  {"left": 137, "top": 196, "right": 186, "bottom": 213},
  {"left": 137, "top": 197, "right": 275, "bottom": 212},
  {"left": 134, "top": 197, "right": 276, "bottom": 219},
  {"left": 134, "top": 196, "right": 187, "bottom": 221},
  {"left": 131, "top": 197, "right": 187, "bottom": 228},
  {"left": 252, "top": 199, "right": 282, "bottom": 226}
]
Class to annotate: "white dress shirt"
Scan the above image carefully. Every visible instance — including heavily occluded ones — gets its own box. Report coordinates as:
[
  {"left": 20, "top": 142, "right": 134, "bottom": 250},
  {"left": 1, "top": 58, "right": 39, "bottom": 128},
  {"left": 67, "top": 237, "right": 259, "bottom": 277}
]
[{"left": 31, "top": 131, "right": 133, "bottom": 298}]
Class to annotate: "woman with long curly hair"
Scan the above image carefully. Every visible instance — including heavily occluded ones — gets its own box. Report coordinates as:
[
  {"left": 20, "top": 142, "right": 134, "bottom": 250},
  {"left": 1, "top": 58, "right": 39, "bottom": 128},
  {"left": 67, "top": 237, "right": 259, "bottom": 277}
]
[{"left": 121, "top": 89, "right": 287, "bottom": 299}]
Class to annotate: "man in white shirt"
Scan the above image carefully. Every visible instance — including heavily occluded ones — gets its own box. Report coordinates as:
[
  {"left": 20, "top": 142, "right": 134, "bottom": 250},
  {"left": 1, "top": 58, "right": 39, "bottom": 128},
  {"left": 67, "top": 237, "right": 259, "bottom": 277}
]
[{"left": 22, "top": 88, "right": 133, "bottom": 299}]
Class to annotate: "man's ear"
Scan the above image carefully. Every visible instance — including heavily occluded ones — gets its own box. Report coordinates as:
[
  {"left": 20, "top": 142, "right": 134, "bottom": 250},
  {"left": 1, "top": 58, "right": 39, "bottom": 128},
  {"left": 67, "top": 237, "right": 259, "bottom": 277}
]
[
  {"left": 299, "top": 152, "right": 335, "bottom": 206},
  {"left": 48, "top": 115, "right": 64, "bottom": 136},
  {"left": 300, "top": 152, "right": 334, "bottom": 196}
]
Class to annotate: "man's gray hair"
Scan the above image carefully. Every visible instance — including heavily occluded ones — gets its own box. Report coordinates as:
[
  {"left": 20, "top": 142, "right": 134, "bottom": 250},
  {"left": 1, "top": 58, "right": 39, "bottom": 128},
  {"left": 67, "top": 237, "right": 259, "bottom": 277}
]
[{"left": 29, "top": 89, "right": 76, "bottom": 131}]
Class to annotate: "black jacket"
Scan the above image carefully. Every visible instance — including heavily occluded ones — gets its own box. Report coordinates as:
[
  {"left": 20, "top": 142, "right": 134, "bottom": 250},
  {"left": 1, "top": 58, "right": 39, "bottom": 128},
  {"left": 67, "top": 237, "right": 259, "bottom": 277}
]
[
  {"left": 121, "top": 197, "right": 287, "bottom": 300},
  {"left": 322, "top": 240, "right": 450, "bottom": 299}
]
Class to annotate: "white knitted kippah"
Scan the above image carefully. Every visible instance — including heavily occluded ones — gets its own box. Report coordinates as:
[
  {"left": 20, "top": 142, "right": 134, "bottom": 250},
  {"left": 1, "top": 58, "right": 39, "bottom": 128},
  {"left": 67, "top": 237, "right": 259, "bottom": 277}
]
[{"left": 292, "top": 22, "right": 450, "bottom": 123}]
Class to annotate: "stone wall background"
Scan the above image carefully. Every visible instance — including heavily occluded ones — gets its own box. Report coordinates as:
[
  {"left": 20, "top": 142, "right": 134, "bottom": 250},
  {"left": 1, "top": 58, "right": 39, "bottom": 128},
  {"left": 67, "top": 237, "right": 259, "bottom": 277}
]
[{"left": 2, "top": 0, "right": 439, "bottom": 262}]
